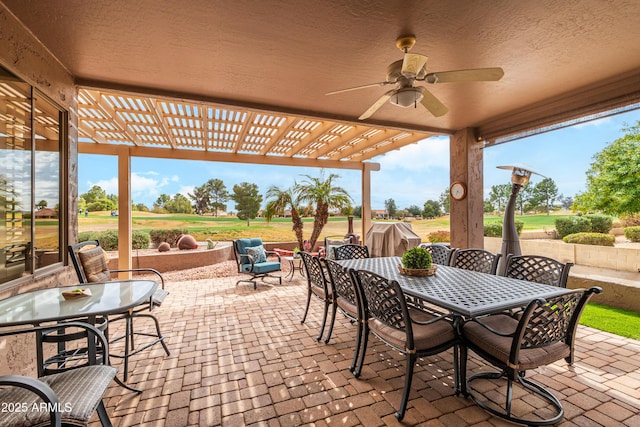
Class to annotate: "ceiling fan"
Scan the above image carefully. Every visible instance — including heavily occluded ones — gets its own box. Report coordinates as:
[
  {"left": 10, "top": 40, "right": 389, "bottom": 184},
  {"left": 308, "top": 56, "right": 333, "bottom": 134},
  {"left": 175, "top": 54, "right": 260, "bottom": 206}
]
[{"left": 326, "top": 35, "right": 504, "bottom": 120}]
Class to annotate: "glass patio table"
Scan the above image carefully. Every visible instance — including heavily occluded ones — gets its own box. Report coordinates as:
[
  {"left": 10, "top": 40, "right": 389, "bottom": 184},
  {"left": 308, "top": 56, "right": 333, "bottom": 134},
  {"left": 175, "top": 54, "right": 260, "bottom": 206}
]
[
  {"left": 0, "top": 280, "right": 158, "bottom": 392},
  {"left": 336, "top": 256, "right": 571, "bottom": 317}
]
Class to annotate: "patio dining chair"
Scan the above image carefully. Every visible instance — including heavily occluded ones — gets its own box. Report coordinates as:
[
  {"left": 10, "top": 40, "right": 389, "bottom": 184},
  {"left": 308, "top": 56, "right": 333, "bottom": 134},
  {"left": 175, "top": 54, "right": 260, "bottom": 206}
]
[
  {"left": 0, "top": 322, "right": 117, "bottom": 427},
  {"left": 233, "top": 238, "right": 282, "bottom": 289},
  {"left": 333, "top": 243, "right": 369, "bottom": 260},
  {"left": 460, "top": 286, "right": 602, "bottom": 425},
  {"left": 419, "top": 243, "right": 454, "bottom": 266},
  {"left": 502, "top": 254, "right": 573, "bottom": 287},
  {"left": 299, "top": 251, "right": 332, "bottom": 342},
  {"left": 450, "top": 248, "right": 501, "bottom": 274},
  {"left": 323, "top": 258, "right": 366, "bottom": 374},
  {"left": 354, "top": 269, "right": 458, "bottom": 420},
  {"left": 68, "top": 240, "right": 170, "bottom": 381}
]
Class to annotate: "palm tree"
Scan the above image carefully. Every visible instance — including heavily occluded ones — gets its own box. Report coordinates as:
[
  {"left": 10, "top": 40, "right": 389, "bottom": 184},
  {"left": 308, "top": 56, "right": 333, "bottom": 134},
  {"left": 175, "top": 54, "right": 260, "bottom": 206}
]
[
  {"left": 264, "top": 184, "right": 305, "bottom": 249},
  {"left": 299, "top": 172, "right": 353, "bottom": 249}
]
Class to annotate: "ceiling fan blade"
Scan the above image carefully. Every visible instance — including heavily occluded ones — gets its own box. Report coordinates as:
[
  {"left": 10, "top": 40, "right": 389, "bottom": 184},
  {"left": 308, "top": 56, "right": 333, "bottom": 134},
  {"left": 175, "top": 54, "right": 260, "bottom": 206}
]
[
  {"left": 401, "top": 53, "right": 428, "bottom": 78},
  {"left": 418, "top": 87, "right": 448, "bottom": 117},
  {"left": 358, "top": 90, "right": 396, "bottom": 120},
  {"left": 326, "top": 81, "right": 393, "bottom": 96},
  {"left": 422, "top": 67, "right": 504, "bottom": 83}
]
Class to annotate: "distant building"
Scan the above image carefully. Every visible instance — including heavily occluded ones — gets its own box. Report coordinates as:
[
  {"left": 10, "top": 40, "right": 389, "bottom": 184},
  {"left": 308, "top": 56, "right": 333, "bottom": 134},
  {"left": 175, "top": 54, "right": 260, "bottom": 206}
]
[{"left": 35, "top": 207, "right": 57, "bottom": 218}]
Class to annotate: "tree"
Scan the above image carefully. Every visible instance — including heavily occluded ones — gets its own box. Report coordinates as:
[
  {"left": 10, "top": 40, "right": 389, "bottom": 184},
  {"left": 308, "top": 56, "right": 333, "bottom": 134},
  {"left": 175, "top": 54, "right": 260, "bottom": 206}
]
[
  {"left": 488, "top": 184, "right": 511, "bottom": 215},
  {"left": 406, "top": 205, "right": 422, "bottom": 217},
  {"left": 439, "top": 188, "right": 450, "bottom": 214},
  {"left": 298, "top": 172, "right": 352, "bottom": 249},
  {"left": 188, "top": 178, "right": 229, "bottom": 216},
  {"left": 532, "top": 177, "right": 559, "bottom": 215},
  {"left": 188, "top": 184, "right": 211, "bottom": 215},
  {"left": 133, "top": 202, "right": 149, "bottom": 212},
  {"left": 154, "top": 194, "right": 171, "bottom": 211},
  {"left": 230, "top": 182, "right": 263, "bottom": 226},
  {"left": 36, "top": 200, "right": 48, "bottom": 210},
  {"left": 264, "top": 184, "right": 304, "bottom": 248},
  {"left": 80, "top": 185, "right": 106, "bottom": 204},
  {"left": 574, "top": 122, "right": 640, "bottom": 215},
  {"left": 165, "top": 193, "right": 194, "bottom": 214},
  {"left": 422, "top": 200, "right": 441, "bottom": 218},
  {"left": 384, "top": 198, "right": 397, "bottom": 218},
  {"left": 353, "top": 205, "right": 362, "bottom": 218},
  {"left": 559, "top": 195, "right": 573, "bottom": 210},
  {"left": 515, "top": 184, "right": 533, "bottom": 215},
  {"left": 208, "top": 178, "right": 229, "bottom": 217}
]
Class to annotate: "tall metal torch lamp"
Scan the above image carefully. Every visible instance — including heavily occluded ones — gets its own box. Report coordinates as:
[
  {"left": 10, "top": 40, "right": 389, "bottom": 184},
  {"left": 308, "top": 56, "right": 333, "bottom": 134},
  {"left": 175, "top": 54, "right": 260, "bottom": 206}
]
[{"left": 496, "top": 165, "right": 543, "bottom": 264}]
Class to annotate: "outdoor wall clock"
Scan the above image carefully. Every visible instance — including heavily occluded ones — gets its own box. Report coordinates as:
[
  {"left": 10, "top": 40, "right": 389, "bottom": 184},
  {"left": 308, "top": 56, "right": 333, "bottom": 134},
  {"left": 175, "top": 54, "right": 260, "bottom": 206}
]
[{"left": 450, "top": 181, "right": 467, "bottom": 201}]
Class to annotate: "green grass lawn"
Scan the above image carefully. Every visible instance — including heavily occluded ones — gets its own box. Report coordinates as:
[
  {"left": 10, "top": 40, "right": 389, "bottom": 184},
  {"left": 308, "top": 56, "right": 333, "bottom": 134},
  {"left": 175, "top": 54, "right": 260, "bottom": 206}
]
[{"left": 580, "top": 303, "right": 640, "bottom": 340}]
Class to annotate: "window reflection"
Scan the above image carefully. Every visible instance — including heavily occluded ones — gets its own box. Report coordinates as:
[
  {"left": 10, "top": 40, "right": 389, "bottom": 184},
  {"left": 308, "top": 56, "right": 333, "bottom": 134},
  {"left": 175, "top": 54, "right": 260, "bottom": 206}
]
[{"left": 0, "top": 66, "right": 64, "bottom": 285}]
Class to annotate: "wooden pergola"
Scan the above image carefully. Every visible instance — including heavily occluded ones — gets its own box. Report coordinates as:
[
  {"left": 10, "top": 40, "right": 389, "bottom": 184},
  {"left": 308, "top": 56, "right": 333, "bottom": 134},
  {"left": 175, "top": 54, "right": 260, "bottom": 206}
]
[{"left": 76, "top": 88, "right": 440, "bottom": 269}]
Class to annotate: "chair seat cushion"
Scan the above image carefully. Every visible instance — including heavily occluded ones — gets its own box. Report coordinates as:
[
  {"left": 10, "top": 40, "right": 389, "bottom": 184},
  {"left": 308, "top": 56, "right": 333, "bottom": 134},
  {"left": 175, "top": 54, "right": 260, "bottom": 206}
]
[
  {"left": 78, "top": 247, "right": 111, "bottom": 282},
  {"left": 0, "top": 365, "right": 117, "bottom": 427},
  {"left": 368, "top": 312, "right": 455, "bottom": 352},
  {"left": 463, "top": 314, "right": 571, "bottom": 370},
  {"left": 336, "top": 296, "right": 358, "bottom": 319},
  {"left": 241, "top": 261, "right": 281, "bottom": 274},
  {"left": 152, "top": 288, "right": 169, "bottom": 306}
]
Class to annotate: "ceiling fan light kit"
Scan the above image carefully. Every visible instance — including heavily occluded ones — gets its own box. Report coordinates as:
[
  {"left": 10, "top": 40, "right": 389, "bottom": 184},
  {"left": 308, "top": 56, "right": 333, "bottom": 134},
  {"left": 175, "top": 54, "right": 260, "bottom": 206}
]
[
  {"left": 327, "top": 34, "right": 504, "bottom": 120},
  {"left": 390, "top": 88, "right": 423, "bottom": 108}
]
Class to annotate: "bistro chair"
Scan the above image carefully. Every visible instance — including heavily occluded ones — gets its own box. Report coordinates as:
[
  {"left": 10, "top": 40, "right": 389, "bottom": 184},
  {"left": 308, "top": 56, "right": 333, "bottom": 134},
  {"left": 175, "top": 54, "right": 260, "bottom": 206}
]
[
  {"left": 460, "top": 286, "right": 602, "bottom": 425},
  {"left": 502, "top": 254, "right": 573, "bottom": 287},
  {"left": 299, "top": 251, "right": 333, "bottom": 342},
  {"left": 354, "top": 269, "right": 458, "bottom": 420},
  {"left": 419, "top": 243, "right": 454, "bottom": 266},
  {"left": 233, "top": 238, "right": 282, "bottom": 289},
  {"left": 333, "top": 243, "right": 370, "bottom": 260},
  {"left": 0, "top": 322, "right": 118, "bottom": 427},
  {"left": 68, "top": 240, "right": 170, "bottom": 381},
  {"left": 450, "top": 248, "right": 501, "bottom": 274},
  {"left": 323, "top": 259, "right": 365, "bottom": 373}
]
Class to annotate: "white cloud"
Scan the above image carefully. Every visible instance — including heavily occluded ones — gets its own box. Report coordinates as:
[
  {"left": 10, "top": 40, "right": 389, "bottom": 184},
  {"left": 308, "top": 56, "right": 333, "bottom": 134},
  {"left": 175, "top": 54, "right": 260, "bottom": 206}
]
[
  {"left": 87, "top": 177, "right": 119, "bottom": 195},
  {"left": 87, "top": 171, "right": 178, "bottom": 203},
  {"left": 375, "top": 136, "right": 449, "bottom": 172}
]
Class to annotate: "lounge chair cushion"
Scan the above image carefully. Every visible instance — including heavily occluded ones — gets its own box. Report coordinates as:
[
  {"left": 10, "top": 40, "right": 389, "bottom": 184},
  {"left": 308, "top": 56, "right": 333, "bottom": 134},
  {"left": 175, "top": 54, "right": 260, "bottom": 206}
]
[
  {"left": 240, "top": 261, "right": 281, "bottom": 274},
  {"left": 245, "top": 245, "right": 267, "bottom": 263},
  {"left": 78, "top": 247, "right": 111, "bottom": 282}
]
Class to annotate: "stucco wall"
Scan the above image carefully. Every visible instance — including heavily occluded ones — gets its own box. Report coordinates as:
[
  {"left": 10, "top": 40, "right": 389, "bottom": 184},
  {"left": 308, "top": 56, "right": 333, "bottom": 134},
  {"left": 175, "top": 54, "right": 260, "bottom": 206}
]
[{"left": 0, "top": 4, "right": 79, "bottom": 376}]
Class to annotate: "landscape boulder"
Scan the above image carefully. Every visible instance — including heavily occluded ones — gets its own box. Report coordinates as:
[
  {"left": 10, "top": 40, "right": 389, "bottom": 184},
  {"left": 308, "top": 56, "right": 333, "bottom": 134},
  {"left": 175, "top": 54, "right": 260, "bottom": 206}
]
[
  {"left": 157, "top": 242, "right": 170, "bottom": 252},
  {"left": 177, "top": 234, "right": 198, "bottom": 250}
]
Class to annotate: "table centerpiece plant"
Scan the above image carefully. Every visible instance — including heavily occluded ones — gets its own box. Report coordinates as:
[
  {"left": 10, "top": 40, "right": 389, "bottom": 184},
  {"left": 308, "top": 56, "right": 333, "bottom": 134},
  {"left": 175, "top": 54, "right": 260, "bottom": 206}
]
[{"left": 398, "top": 246, "right": 437, "bottom": 276}]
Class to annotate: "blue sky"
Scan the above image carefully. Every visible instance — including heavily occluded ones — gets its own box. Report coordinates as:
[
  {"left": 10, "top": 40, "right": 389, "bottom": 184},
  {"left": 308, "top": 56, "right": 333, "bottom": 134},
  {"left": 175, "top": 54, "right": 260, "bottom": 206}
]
[{"left": 79, "top": 109, "right": 639, "bottom": 211}]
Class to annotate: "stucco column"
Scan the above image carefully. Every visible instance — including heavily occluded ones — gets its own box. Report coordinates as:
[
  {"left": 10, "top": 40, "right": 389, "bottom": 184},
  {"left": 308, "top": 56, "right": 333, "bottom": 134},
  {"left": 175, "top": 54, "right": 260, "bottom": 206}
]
[
  {"left": 449, "top": 128, "right": 484, "bottom": 249},
  {"left": 361, "top": 162, "right": 372, "bottom": 240},
  {"left": 117, "top": 146, "right": 132, "bottom": 277}
]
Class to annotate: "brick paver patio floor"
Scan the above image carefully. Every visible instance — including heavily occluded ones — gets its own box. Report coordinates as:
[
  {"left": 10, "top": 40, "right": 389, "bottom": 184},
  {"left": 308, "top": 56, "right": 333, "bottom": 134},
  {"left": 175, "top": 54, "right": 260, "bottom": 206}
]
[{"left": 93, "top": 272, "right": 640, "bottom": 426}]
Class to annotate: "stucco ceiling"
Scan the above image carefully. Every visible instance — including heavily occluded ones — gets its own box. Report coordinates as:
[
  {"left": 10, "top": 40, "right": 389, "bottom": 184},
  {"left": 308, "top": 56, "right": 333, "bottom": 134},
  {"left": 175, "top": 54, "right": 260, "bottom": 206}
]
[{"left": 4, "top": 0, "right": 640, "bottom": 144}]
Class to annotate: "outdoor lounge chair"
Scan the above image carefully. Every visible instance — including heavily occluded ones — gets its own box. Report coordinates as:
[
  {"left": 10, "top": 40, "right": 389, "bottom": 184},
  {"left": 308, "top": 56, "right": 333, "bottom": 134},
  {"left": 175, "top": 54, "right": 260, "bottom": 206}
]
[
  {"left": 460, "top": 286, "right": 602, "bottom": 425},
  {"left": 0, "top": 322, "right": 117, "bottom": 427},
  {"left": 68, "top": 240, "right": 170, "bottom": 381},
  {"left": 233, "top": 238, "right": 282, "bottom": 289}
]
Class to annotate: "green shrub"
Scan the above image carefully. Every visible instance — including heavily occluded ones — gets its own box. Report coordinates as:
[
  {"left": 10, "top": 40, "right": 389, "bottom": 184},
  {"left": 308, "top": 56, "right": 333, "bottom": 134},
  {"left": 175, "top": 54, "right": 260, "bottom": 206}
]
[
  {"left": 585, "top": 214, "right": 613, "bottom": 234},
  {"left": 562, "top": 232, "right": 615, "bottom": 246},
  {"left": 555, "top": 216, "right": 592, "bottom": 238},
  {"left": 624, "top": 226, "right": 640, "bottom": 242},
  {"left": 78, "top": 230, "right": 149, "bottom": 250},
  {"left": 483, "top": 221, "right": 524, "bottom": 237},
  {"left": 427, "top": 230, "right": 450, "bottom": 243},
  {"left": 402, "top": 247, "right": 432, "bottom": 269},
  {"left": 149, "top": 229, "right": 188, "bottom": 248},
  {"left": 78, "top": 231, "right": 100, "bottom": 242},
  {"left": 620, "top": 213, "right": 640, "bottom": 227}
]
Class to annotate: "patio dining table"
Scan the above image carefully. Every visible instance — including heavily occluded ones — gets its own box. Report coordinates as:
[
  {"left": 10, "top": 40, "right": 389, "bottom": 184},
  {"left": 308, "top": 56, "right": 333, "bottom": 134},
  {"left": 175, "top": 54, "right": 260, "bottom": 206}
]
[
  {"left": 0, "top": 280, "right": 158, "bottom": 392},
  {"left": 336, "top": 256, "right": 571, "bottom": 317}
]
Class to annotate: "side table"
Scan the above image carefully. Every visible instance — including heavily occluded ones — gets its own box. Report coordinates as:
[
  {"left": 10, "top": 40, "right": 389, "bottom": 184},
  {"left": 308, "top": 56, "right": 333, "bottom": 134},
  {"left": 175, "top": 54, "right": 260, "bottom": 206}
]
[{"left": 283, "top": 256, "right": 304, "bottom": 281}]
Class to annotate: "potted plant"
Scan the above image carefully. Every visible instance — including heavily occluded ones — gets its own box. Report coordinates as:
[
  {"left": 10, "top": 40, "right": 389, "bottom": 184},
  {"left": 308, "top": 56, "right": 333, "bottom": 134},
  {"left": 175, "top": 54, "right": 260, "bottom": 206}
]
[{"left": 398, "top": 246, "right": 437, "bottom": 276}]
